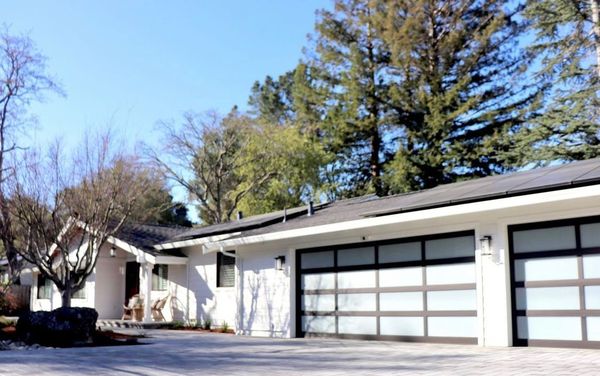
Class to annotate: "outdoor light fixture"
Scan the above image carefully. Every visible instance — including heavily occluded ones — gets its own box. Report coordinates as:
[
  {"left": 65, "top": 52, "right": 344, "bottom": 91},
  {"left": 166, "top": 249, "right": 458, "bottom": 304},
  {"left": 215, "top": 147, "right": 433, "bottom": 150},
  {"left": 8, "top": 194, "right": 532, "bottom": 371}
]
[
  {"left": 275, "top": 255, "right": 286, "bottom": 271},
  {"left": 479, "top": 236, "right": 492, "bottom": 256},
  {"left": 110, "top": 247, "right": 117, "bottom": 258}
]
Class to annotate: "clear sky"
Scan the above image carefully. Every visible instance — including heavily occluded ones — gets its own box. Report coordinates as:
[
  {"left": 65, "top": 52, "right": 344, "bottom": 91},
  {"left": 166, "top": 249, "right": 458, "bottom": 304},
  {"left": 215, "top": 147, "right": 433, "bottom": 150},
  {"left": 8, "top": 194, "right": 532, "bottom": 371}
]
[{"left": 2, "top": 1, "right": 330, "bottom": 148}]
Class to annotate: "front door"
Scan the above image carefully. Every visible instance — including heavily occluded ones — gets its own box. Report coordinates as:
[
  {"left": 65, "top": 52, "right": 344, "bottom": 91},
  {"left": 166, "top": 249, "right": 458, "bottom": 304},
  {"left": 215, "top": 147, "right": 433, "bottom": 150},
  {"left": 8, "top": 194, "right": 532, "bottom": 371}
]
[{"left": 125, "top": 262, "right": 140, "bottom": 303}]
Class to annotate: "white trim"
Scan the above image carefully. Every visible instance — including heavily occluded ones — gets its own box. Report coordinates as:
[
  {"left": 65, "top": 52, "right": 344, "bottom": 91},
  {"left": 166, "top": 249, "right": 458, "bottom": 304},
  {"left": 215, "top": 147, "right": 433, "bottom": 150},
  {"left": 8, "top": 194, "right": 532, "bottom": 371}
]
[
  {"left": 202, "top": 185, "right": 600, "bottom": 254},
  {"left": 154, "top": 232, "right": 241, "bottom": 250}
]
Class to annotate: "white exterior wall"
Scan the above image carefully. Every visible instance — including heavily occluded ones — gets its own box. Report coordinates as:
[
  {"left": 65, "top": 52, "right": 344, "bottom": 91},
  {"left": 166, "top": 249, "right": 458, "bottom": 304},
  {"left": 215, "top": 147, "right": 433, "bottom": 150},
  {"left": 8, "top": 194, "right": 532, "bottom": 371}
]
[
  {"left": 150, "top": 264, "right": 187, "bottom": 322},
  {"left": 184, "top": 249, "right": 236, "bottom": 328},
  {"left": 237, "top": 246, "right": 291, "bottom": 337}
]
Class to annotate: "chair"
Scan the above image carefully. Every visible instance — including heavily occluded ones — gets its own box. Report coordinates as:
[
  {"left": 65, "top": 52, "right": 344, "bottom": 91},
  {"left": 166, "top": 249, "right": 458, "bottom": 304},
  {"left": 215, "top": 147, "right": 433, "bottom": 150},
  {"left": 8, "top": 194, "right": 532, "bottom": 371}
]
[
  {"left": 151, "top": 294, "right": 170, "bottom": 322},
  {"left": 122, "top": 294, "right": 140, "bottom": 320}
]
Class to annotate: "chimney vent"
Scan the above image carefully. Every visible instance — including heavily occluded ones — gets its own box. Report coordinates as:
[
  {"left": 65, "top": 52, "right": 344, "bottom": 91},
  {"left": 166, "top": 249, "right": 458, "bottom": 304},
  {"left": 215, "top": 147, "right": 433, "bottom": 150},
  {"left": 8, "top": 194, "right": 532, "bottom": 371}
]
[{"left": 308, "top": 201, "right": 314, "bottom": 216}]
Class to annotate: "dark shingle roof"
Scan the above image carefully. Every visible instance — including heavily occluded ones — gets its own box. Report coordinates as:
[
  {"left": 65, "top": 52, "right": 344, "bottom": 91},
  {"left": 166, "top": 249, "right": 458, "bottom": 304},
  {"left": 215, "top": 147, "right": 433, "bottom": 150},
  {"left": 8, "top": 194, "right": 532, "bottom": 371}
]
[
  {"left": 220, "top": 158, "right": 600, "bottom": 238},
  {"left": 115, "top": 223, "right": 189, "bottom": 257}
]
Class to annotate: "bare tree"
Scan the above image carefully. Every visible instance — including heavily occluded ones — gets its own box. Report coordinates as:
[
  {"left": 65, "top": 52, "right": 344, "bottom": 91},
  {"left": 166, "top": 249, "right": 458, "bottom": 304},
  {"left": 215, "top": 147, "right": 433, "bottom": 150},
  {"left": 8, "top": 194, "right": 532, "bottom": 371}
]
[
  {"left": 0, "top": 28, "right": 61, "bottom": 284},
  {"left": 146, "top": 110, "right": 275, "bottom": 225},
  {"left": 8, "top": 131, "right": 148, "bottom": 307}
]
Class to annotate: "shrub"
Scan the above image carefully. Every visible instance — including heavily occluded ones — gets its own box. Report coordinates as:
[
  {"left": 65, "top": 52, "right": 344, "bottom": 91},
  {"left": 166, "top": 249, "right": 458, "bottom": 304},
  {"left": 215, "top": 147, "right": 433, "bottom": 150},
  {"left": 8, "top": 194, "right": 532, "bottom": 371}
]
[
  {"left": 202, "top": 316, "right": 212, "bottom": 330},
  {"left": 221, "top": 321, "right": 229, "bottom": 333},
  {"left": 0, "top": 291, "right": 17, "bottom": 314}
]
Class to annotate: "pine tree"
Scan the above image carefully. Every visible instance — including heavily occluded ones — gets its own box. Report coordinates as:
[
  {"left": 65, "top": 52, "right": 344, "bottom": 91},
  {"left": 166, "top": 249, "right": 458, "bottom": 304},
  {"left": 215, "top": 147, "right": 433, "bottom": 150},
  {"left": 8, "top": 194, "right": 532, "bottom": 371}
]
[{"left": 518, "top": 0, "right": 600, "bottom": 163}]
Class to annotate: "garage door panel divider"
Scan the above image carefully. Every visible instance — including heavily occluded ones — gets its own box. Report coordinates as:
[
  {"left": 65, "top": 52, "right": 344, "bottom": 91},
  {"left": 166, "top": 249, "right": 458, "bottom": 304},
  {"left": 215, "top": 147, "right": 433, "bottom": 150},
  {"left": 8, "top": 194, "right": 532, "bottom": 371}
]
[
  {"left": 297, "top": 230, "right": 477, "bottom": 344},
  {"left": 509, "top": 215, "right": 600, "bottom": 348}
]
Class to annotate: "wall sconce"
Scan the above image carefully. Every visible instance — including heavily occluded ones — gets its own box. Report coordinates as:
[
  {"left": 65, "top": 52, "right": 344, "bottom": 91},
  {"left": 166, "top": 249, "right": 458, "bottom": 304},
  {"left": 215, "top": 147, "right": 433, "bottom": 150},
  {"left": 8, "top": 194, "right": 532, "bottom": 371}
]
[
  {"left": 274, "top": 255, "right": 286, "bottom": 271},
  {"left": 110, "top": 247, "right": 117, "bottom": 258},
  {"left": 479, "top": 236, "right": 492, "bottom": 256}
]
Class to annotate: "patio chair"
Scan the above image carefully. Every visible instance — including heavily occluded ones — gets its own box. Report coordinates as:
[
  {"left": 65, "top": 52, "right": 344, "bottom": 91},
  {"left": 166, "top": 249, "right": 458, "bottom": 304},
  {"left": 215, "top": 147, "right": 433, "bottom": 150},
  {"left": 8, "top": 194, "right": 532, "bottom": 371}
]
[
  {"left": 151, "top": 294, "right": 170, "bottom": 322},
  {"left": 122, "top": 294, "right": 140, "bottom": 320}
]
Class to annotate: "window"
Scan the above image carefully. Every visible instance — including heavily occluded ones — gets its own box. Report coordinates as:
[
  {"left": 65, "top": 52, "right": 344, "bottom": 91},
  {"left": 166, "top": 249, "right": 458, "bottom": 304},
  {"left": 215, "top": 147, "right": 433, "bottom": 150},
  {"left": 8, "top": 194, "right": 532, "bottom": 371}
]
[
  {"left": 152, "top": 264, "right": 168, "bottom": 291},
  {"left": 217, "top": 251, "right": 235, "bottom": 287},
  {"left": 73, "top": 285, "right": 86, "bottom": 299},
  {"left": 37, "top": 274, "right": 52, "bottom": 300}
]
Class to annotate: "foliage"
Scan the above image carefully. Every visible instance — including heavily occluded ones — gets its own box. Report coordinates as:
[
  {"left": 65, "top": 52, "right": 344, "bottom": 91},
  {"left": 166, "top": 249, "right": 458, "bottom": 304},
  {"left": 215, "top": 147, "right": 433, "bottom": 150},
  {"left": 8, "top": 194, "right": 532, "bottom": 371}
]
[
  {"left": 220, "top": 320, "right": 229, "bottom": 333},
  {"left": 516, "top": 0, "right": 600, "bottom": 164},
  {"left": 202, "top": 316, "right": 212, "bottom": 330},
  {"left": 0, "top": 291, "right": 17, "bottom": 314}
]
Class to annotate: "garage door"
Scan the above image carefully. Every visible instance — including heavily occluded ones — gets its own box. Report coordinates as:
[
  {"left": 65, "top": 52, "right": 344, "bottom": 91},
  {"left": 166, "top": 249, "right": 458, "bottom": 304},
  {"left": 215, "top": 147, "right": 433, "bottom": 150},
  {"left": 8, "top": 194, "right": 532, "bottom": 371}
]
[
  {"left": 509, "top": 217, "right": 600, "bottom": 348},
  {"left": 296, "top": 231, "right": 478, "bottom": 344}
]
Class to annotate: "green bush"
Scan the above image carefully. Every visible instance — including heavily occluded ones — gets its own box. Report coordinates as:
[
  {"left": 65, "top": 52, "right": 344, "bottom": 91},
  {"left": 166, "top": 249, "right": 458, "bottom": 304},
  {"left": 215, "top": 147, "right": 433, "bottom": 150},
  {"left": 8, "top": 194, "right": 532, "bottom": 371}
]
[
  {"left": 221, "top": 321, "right": 229, "bottom": 333},
  {"left": 202, "top": 316, "right": 212, "bottom": 330}
]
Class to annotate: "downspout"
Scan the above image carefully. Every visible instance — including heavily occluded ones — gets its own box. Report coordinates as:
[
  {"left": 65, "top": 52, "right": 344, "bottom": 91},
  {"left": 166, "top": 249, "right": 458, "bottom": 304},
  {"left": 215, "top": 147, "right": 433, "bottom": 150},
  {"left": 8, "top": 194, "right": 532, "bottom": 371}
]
[
  {"left": 186, "top": 259, "right": 190, "bottom": 324},
  {"left": 219, "top": 246, "right": 237, "bottom": 259}
]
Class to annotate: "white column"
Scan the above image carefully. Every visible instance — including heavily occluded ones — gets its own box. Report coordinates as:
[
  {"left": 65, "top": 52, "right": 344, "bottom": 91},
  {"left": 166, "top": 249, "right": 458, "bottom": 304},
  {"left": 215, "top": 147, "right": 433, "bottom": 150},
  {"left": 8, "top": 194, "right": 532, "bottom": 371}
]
[
  {"left": 288, "top": 248, "right": 296, "bottom": 338},
  {"left": 139, "top": 262, "right": 153, "bottom": 323}
]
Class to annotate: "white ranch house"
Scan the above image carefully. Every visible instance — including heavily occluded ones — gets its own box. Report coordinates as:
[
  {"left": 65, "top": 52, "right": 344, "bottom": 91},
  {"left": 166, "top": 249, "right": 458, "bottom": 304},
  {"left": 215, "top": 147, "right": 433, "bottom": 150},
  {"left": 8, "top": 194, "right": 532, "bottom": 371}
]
[{"left": 28, "top": 157, "right": 600, "bottom": 348}]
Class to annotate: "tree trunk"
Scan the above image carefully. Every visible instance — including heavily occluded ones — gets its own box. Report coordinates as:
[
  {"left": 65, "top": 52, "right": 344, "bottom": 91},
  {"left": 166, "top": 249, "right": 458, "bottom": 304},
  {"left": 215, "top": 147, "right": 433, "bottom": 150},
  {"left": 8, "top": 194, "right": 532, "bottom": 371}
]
[
  {"left": 61, "top": 286, "right": 72, "bottom": 308},
  {"left": 591, "top": 0, "right": 600, "bottom": 78}
]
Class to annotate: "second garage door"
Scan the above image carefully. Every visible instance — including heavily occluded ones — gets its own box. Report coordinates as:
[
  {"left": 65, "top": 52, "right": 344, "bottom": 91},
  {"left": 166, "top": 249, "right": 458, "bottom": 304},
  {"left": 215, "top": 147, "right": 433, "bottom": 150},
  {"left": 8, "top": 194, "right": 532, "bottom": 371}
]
[{"left": 296, "top": 231, "right": 478, "bottom": 344}]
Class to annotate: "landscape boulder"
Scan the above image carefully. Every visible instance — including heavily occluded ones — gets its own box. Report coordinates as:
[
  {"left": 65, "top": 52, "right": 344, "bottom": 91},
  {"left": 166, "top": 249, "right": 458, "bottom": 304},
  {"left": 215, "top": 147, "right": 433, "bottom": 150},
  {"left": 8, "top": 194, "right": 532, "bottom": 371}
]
[{"left": 16, "top": 307, "right": 98, "bottom": 347}]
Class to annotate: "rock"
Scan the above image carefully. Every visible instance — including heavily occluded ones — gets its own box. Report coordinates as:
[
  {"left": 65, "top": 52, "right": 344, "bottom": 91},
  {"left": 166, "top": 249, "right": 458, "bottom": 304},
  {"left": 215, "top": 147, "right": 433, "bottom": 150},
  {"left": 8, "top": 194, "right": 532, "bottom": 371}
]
[{"left": 16, "top": 307, "right": 98, "bottom": 347}]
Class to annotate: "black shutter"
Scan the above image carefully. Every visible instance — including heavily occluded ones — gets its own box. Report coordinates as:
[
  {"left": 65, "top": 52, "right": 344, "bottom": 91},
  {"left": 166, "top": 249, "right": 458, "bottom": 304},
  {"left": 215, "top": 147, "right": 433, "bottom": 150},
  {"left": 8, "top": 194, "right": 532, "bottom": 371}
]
[{"left": 217, "top": 251, "right": 236, "bottom": 287}]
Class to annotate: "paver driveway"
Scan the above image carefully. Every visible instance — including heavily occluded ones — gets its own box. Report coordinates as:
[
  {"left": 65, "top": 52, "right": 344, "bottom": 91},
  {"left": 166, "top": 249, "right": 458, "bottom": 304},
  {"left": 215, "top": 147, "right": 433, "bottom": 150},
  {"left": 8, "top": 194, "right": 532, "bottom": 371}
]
[{"left": 0, "top": 330, "right": 599, "bottom": 375}]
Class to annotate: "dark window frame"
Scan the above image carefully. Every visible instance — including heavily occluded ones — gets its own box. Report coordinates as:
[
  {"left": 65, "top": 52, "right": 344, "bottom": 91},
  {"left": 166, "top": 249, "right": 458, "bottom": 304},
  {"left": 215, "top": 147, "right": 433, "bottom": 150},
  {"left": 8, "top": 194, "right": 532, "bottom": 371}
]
[
  {"left": 217, "top": 251, "right": 236, "bottom": 288},
  {"left": 72, "top": 284, "right": 86, "bottom": 299},
  {"left": 152, "top": 264, "right": 169, "bottom": 291},
  {"left": 37, "top": 274, "right": 52, "bottom": 300}
]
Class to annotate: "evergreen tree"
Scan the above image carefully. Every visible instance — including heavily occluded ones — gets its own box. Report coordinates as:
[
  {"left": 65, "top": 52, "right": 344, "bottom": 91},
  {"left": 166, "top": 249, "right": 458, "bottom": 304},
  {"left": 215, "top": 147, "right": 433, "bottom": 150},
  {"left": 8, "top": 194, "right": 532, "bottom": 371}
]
[
  {"left": 379, "top": 0, "right": 536, "bottom": 192},
  {"left": 518, "top": 0, "right": 600, "bottom": 163}
]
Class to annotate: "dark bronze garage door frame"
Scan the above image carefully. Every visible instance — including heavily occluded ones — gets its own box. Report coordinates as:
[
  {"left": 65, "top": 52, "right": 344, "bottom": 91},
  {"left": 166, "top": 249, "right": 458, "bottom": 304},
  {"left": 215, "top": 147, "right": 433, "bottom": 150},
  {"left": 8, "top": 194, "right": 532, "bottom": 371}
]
[
  {"left": 295, "top": 230, "right": 478, "bottom": 344},
  {"left": 508, "top": 215, "right": 600, "bottom": 349}
]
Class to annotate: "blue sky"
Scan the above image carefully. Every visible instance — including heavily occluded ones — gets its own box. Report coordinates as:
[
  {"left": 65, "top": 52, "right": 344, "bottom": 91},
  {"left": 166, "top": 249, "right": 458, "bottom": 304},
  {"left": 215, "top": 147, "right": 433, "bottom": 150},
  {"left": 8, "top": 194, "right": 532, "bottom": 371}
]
[{"left": 3, "top": 1, "right": 330, "bottom": 148}]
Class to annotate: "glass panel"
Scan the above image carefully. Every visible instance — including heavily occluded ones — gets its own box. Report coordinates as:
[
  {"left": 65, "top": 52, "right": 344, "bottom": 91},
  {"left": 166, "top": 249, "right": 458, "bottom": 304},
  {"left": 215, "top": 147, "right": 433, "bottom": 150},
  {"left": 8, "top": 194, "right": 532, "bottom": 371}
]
[
  {"left": 426, "top": 263, "right": 475, "bottom": 285},
  {"left": 583, "top": 255, "right": 600, "bottom": 279},
  {"left": 585, "top": 286, "right": 600, "bottom": 309},
  {"left": 581, "top": 223, "right": 600, "bottom": 248},
  {"left": 380, "top": 317, "right": 424, "bottom": 336},
  {"left": 380, "top": 292, "right": 423, "bottom": 311},
  {"left": 301, "top": 251, "right": 334, "bottom": 269},
  {"left": 379, "top": 267, "right": 422, "bottom": 287},
  {"left": 337, "top": 270, "right": 376, "bottom": 289},
  {"left": 427, "top": 290, "right": 476, "bottom": 311},
  {"left": 425, "top": 236, "right": 475, "bottom": 260},
  {"left": 587, "top": 317, "right": 600, "bottom": 341},
  {"left": 517, "top": 316, "right": 582, "bottom": 340},
  {"left": 337, "top": 247, "right": 374, "bottom": 267},
  {"left": 516, "top": 287, "right": 580, "bottom": 310},
  {"left": 337, "top": 293, "right": 376, "bottom": 311},
  {"left": 379, "top": 242, "right": 421, "bottom": 263},
  {"left": 302, "top": 294, "right": 335, "bottom": 312},
  {"left": 428, "top": 317, "right": 477, "bottom": 338},
  {"left": 302, "top": 273, "right": 335, "bottom": 290},
  {"left": 338, "top": 316, "right": 377, "bottom": 335},
  {"left": 513, "top": 226, "right": 576, "bottom": 253},
  {"left": 514, "top": 257, "right": 578, "bottom": 282},
  {"left": 302, "top": 316, "right": 336, "bottom": 334}
]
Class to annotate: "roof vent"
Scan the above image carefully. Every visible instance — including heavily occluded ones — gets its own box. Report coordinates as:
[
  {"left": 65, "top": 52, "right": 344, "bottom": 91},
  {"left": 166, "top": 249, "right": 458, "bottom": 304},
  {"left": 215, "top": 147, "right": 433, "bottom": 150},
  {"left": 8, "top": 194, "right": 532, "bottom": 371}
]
[
  {"left": 237, "top": 211, "right": 243, "bottom": 220},
  {"left": 308, "top": 201, "right": 314, "bottom": 216}
]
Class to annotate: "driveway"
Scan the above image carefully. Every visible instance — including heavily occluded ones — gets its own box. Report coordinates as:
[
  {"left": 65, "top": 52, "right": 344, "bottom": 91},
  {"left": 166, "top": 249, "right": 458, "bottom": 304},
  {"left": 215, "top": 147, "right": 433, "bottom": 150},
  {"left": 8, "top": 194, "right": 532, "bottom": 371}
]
[{"left": 0, "top": 330, "right": 598, "bottom": 375}]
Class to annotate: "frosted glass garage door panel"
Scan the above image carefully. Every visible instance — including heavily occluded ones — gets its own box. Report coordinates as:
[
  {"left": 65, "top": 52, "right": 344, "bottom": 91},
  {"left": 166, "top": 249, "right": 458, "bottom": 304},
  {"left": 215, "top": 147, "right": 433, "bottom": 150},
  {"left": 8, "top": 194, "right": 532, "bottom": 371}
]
[
  {"left": 581, "top": 223, "right": 600, "bottom": 248},
  {"left": 583, "top": 255, "right": 600, "bottom": 279},
  {"left": 302, "top": 294, "right": 335, "bottom": 312},
  {"left": 380, "top": 292, "right": 423, "bottom": 311},
  {"left": 585, "top": 286, "right": 600, "bottom": 309},
  {"left": 380, "top": 317, "right": 424, "bottom": 336},
  {"left": 302, "top": 273, "right": 335, "bottom": 290},
  {"left": 337, "top": 247, "right": 375, "bottom": 267},
  {"left": 379, "top": 267, "right": 422, "bottom": 287},
  {"left": 514, "top": 257, "right": 578, "bottom": 282},
  {"left": 428, "top": 317, "right": 477, "bottom": 338},
  {"left": 302, "top": 316, "right": 336, "bottom": 334},
  {"left": 517, "top": 317, "right": 582, "bottom": 340},
  {"left": 337, "top": 270, "right": 376, "bottom": 289},
  {"left": 427, "top": 290, "right": 477, "bottom": 311},
  {"left": 379, "top": 242, "right": 421, "bottom": 263},
  {"left": 338, "top": 316, "right": 377, "bottom": 335},
  {"left": 513, "top": 226, "right": 576, "bottom": 253},
  {"left": 425, "top": 236, "right": 475, "bottom": 260},
  {"left": 515, "top": 287, "right": 580, "bottom": 310},
  {"left": 587, "top": 317, "right": 600, "bottom": 341},
  {"left": 426, "top": 263, "right": 475, "bottom": 285},
  {"left": 338, "top": 293, "right": 376, "bottom": 312},
  {"left": 301, "top": 251, "right": 334, "bottom": 269}
]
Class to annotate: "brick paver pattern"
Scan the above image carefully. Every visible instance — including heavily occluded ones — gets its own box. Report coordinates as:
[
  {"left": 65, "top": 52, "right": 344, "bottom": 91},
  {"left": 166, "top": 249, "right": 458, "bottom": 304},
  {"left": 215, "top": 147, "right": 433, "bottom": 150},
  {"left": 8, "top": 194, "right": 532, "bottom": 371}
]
[{"left": 0, "top": 330, "right": 598, "bottom": 375}]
